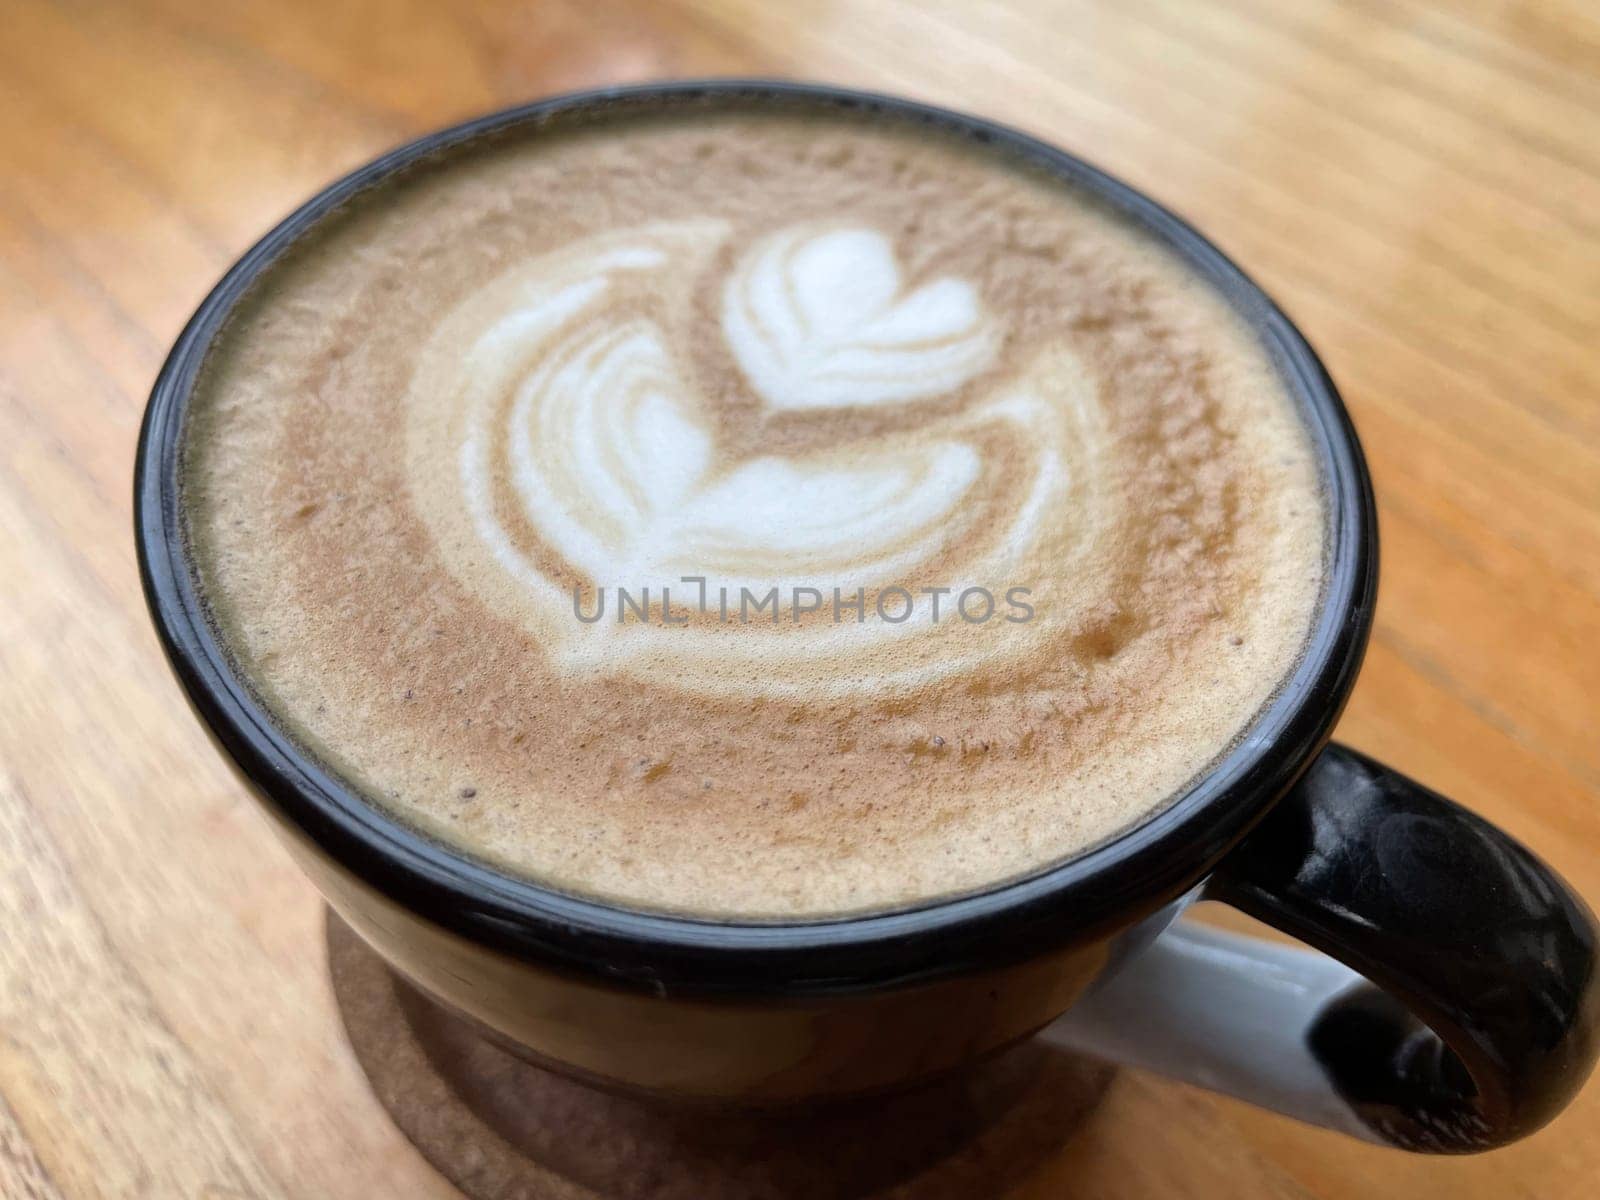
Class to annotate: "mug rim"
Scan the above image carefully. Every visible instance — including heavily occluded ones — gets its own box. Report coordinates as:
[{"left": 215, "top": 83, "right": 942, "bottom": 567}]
[{"left": 134, "top": 79, "right": 1377, "bottom": 997}]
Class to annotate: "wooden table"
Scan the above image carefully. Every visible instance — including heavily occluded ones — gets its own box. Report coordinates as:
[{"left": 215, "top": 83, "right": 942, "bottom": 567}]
[{"left": 3, "top": 1, "right": 1597, "bottom": 1195}]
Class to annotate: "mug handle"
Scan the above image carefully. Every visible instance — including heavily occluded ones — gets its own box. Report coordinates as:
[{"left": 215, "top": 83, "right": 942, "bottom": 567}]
[{"left": 1047, "top": 744, "right": 1600, "bottom": 1152}]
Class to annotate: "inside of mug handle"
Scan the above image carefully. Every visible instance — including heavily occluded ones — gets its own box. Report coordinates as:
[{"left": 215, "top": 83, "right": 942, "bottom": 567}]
[{"left": 1048, "top": 743, "right": 1600, "bottom": 1153}]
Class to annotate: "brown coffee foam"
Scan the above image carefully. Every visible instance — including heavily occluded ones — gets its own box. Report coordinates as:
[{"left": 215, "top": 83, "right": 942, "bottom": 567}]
[{"left": 183, "top": 106, "right": 1326, "bottom": 917}]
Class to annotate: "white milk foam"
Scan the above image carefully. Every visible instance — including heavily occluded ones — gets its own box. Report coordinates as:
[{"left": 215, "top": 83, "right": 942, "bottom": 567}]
[
  {"left": 411, "top": 220, "right": 1092, "bottom": 696},
  {"left": 184, "top": 108, "right": 1328, "bottom": 917},
  {"left": 723, "top": 224, "right": 1000, "bottom": 411}
]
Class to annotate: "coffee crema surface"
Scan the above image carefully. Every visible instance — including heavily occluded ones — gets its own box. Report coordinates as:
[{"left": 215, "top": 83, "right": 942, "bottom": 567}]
[{"left": 184, "top": 104, "right": 1327, "bottom": 917}]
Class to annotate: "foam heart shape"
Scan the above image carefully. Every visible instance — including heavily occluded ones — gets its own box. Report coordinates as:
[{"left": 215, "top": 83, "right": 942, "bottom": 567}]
[
  {"left": 507, "top": 312, "right": 980, "bottom": 587},
  {"left": 722, "top": 225, "right": 1000, "bottom": 411}
]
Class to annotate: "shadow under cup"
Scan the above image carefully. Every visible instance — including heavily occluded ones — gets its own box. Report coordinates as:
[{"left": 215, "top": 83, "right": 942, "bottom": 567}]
[{"left": 135, "top": 81, "right": 1599, "bottom": 1159}]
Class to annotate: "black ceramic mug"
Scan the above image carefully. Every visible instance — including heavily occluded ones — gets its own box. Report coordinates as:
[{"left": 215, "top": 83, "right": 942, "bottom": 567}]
[{"left": 135, "top": 81, "right": 1600, "bottom": 1154}]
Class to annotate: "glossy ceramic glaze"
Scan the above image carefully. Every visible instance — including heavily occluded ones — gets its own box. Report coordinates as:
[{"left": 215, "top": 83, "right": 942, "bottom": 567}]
[
  {"left": 276, "top": 798, "right": 1145, "bottom": 1103},
  {"left": 136, "top": 82, "right": 1598, "bottom": 1151}
]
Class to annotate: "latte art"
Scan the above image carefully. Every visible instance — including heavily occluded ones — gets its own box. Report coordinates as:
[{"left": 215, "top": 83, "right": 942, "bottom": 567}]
[
  {"left": 184, "top": 106, "right": 1327, "bottom": 916},
  {"left": 722, "top": 225, "right": 1000, "bottom": 411},
  {"left": 410, "top": 221, "right": 1104, "bottom": 696}
]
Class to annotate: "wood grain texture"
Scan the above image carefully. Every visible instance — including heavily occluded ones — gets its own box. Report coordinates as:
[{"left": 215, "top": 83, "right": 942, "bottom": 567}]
[{"left": 1, "top": 1, "right": 1595, "bottom": 1195}]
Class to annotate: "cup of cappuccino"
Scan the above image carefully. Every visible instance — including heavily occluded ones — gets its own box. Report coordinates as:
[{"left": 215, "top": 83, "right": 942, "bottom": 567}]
[{"left": 136, "top": 81, "right": 1599, "bottom": 1153}]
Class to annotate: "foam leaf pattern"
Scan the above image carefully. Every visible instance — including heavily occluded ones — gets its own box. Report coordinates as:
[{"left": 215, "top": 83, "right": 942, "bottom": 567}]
[
  {"left": 406, "top": 220, "right": 1104, "bottom": 698},
  {"left": 722, "top": 226, "right": 1000, "bottom": 411}
]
